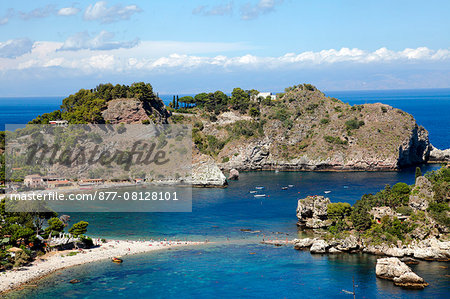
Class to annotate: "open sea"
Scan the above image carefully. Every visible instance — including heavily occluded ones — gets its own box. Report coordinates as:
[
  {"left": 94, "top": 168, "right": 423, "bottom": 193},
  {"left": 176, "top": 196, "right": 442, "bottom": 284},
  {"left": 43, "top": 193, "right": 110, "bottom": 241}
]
[{"left": 1, "top": 89, "right": 450, "bottom": 298}]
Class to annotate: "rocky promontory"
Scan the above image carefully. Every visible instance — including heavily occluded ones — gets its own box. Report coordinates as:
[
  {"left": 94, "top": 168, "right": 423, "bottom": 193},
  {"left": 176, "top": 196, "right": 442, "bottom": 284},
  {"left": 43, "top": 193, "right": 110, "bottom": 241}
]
[{"left": 172, "top": 84, "right": 449, "bottom": 173}]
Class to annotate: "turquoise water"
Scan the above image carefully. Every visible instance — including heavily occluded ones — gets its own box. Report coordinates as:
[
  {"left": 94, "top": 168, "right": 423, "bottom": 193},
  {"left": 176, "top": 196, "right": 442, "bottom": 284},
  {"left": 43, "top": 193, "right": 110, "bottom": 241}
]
[
  {"left": 7, "top": 244, "right": 450, "bottom": 299},
  {"left": 7, "top": 165, "right": 450, "bottom": 298},
  {"left": 2, "top": 89, "right": 450, "bottom": 298}
]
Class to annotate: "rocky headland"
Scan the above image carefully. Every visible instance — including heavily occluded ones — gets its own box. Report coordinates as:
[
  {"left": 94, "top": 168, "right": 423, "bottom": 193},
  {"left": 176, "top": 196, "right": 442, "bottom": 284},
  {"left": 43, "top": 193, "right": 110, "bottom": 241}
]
[{"left": 170, "top": 84, "right": 449, "bottom": 184}]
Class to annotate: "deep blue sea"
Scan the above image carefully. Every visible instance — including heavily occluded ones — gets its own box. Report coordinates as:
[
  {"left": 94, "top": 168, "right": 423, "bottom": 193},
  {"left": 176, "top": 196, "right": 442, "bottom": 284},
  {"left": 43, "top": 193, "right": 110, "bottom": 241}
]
[{"left": 2, "top": 89, "right": 450, "bottom": 298}]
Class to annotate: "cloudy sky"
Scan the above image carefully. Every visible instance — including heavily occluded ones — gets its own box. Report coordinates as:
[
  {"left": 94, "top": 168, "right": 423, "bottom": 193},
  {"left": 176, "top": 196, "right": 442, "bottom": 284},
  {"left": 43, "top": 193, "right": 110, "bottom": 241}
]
[{"left": 1, "top": 0, "right": 450, "bottom": 96}]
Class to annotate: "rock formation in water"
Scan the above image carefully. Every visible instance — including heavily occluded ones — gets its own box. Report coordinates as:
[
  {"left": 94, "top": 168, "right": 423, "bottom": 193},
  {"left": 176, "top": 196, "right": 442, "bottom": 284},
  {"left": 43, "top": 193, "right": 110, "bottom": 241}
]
[
  {"left": 228, "top": 169, "right": 239, "bottom": 180},
  {"left": 296, "top": 196, "right": 332, "bottom": 228},
  {"left": 191, "top": 153, "right": 227, "bottom": 187},
  {"left": 375, "top": 257, "right": 429, "bottom": 289}
]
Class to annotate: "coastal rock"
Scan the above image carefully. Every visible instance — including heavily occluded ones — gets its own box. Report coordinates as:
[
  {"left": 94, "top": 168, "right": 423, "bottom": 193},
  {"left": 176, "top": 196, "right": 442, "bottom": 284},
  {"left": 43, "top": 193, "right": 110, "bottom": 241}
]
[
  {"left": 228, "top": 169, "right": 239, "bottom": 180},
  {"left": 328, "top": 247, "right": 342, "bottom": 253},
  {"left": 412, "top": 238, "right": 450, "bottom": 261},
  {"left": 376, "top": 257, "right": 428, "bottom": 289},
  {"left": 335, "top": 235, "right": 359, "bottom": 252},
  {"left": 296, "top": 196, "right": 331, "bottom": 228},
  {"left": 310, "top": 240, "right": 329, "bottom": 253},
  {"left": 293, "top": 238, "right": 316, "bottom": 250},
  {"left": 191, "top": 156, "right": 227, "bottom": 187},
  {"left": 409, "top": 176, "right": 434, "bottom": 211},
  {"left": 384, "top": 247, "right": 406, "bottom": 258},
  {"left": 428, "top": 145, "right": 450, "bottom": 163}
]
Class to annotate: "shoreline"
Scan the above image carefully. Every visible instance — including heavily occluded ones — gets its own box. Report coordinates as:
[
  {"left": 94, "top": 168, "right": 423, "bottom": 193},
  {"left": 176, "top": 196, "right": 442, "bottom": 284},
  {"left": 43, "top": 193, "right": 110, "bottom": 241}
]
[{"left": 0, "top": 239, "right": 203, "bottom": 295}]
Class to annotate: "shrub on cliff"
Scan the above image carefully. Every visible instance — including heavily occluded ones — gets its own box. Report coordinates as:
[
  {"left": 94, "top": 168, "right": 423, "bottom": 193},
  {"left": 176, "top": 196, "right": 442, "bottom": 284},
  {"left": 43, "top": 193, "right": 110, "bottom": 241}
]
[
  {"left": 324, "top": 136, "right": 348, "bottom": 145},
  {"left": 345, "top": 118, "right": 365, "bottom": 130}
]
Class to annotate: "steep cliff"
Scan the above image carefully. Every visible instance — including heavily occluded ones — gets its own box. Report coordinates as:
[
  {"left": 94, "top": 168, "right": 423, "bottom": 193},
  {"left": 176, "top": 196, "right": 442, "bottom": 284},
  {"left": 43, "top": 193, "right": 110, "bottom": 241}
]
[{"left": 102, "top": 98, "right": 170, "bottom": 124}]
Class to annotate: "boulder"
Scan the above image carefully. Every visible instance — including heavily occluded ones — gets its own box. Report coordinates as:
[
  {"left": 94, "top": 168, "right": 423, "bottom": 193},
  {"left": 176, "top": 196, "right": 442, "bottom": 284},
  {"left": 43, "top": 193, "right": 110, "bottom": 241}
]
[
  {"left": 376, "top": 257, "right": 428, "bottom": 289},
  {"left": 296, "top": 196, "right": 331, "bottom": 228},
  {"left": 191, "top": 156, "right": 227, "bottom": 187},
  {"left": 335, "top": 235, "right": 359, "bottom": 252},
  {"left": 228, "top": 169, "right": 239, "bottom": 180},
  {"left": 310, "top": 240, "right": 328, "bottom": 254},
  {"left": 328, "top": 247, "right": 342, "bottom": 253},
  {"left": 384, "top": 247, "right": 406, "bottom": 258},
  {"left": 293, "top": 238, "right": 316, "bottom": 250}
]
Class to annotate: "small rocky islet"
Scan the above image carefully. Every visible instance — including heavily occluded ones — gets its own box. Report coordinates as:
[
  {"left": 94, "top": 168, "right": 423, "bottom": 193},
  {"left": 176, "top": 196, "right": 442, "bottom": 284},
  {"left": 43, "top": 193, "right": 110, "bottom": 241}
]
[{"left": 289, "top": 166, "right": 450, "bottom": 289}]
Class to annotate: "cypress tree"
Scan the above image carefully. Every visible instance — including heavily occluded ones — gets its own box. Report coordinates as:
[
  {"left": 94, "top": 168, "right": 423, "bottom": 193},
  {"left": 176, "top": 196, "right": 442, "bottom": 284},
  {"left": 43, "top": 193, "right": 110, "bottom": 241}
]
[{"left": 415, "top": 167, "right": 422, "bottom": 181}]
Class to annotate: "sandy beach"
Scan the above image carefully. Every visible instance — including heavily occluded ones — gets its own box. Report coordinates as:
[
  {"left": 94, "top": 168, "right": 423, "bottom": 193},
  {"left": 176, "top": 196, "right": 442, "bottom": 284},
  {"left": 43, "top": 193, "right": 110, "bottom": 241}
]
[{"left": 0, "top": 239, "right": 202, "bottom": 294}]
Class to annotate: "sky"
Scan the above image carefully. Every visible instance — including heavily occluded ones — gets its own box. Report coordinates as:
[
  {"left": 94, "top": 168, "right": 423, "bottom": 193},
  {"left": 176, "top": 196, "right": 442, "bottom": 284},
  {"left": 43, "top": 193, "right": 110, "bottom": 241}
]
[{"left": 0, "top": 0, "right": 450, "bottom": 96}]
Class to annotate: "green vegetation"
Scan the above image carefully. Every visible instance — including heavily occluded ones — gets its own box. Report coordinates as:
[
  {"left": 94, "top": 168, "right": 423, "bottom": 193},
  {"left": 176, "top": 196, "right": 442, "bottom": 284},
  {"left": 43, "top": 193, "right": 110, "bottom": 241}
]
[
  {"left": 320, "top": 118, "right": 330, "bottom": 125},
  {"left": 415, "top": 167, "right": 422, "bottom": 181},
  {"left": 68, "top": 221, "right": 89, "bottom": 237},
  {"left": 345, "top": 118, "right": 365, "bottom": 130},
  {"left": 327, "top": 202, "right": 352, "bottom": 221},
  {"left": 0, "top": 198, "right": 91, "bottom": 270},
  {"left": 324, "top": 136, "right": 348, "bottom": 145}
]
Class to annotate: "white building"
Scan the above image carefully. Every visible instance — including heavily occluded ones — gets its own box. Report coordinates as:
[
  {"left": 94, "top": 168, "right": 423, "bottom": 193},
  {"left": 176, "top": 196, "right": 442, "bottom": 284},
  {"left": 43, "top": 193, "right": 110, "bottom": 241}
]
[
  {"left": 49, "top": 120, "right": 68, "bottom": 127},
  {"left": 251, "top": 92, "right": 277, "bottom": 101}
]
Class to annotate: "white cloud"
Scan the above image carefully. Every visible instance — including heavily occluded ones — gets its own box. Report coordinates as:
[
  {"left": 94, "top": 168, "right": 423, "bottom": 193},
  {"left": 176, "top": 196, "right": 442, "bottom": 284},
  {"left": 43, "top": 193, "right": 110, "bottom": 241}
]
[
  {"left": 59, "top": 31, "right": 140, "bottom": 51},
  {"left": 58, "top": 7, "right": 80, "bottom": 16},
  {"left": 1, "top": 44, "right": 449, "bottom": 75},
  {"left": 241, "top": 0, "right": 282, "bottom": 20},
  {"left": 0, "top": 38, "right": 34, "bottom": 58},
  {"left": 19, "top": 5, "right": 56, "bottom": 20},
  {"left": 193, "top": 2, "right": 233, "bottom": 16},
  {"left": 84, "top": 1, "right": 142, "bottom": 23}
]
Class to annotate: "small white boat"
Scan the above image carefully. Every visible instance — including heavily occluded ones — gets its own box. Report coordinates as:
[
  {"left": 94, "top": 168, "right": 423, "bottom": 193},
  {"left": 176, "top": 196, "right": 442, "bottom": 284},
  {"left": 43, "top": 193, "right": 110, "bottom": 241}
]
[
  {"left": 255, "top": 186, "right": 264, "bottom": 190},
  {"left": 254, "top": 194, "right": 266, "bottom": 198},
  {"left": 281, "top": 187, "right": 288, "bottom": 190},
  {"left": 343, "top": 186, "right": 349, "bottom": 189},
  {"left": 324, "top": 191, "right": 331, "bottom": 194},
  {"left": 288, "top": 185, "right": 294, "bottom": 188},
  {"left": 249, "top": 191, "right": 257, "bottom": 194}
]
